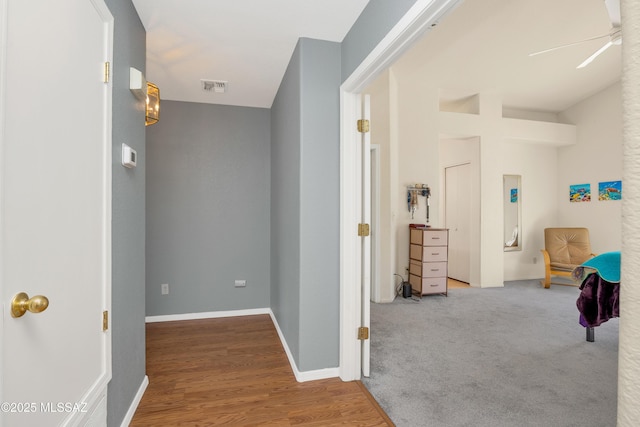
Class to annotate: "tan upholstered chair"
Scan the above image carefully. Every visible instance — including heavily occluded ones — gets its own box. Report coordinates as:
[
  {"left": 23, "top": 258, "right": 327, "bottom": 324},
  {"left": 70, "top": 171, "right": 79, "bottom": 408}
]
[{"left": 541, "top": 228, "right": 595, "bottom": 289}]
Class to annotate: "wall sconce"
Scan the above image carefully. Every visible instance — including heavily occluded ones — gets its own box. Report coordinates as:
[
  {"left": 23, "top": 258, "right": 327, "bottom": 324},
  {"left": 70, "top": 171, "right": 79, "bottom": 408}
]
[
  {"left": 145, "top": 82, "right": 160, "bottom": 126},
  {"left": 130, "top": 67, "right": 147, "bottom": 100},
  {"left": 129, "top": 67, "right": 160, "bottom": 126}
]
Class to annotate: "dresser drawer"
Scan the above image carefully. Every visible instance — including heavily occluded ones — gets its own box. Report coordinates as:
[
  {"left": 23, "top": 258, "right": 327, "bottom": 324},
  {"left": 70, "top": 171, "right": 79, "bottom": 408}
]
[
  {"left": 409, "top": 275, "right": 447, "bottom": 295},
  {"left": 410, "top": 228, "right": 448, "bottom": 246},
  {"left": 409, "top": 261, "right": 447, "bottom": 278},
  {"left": 408, "top": 260, "right": 422, "bottom": 277},
  {"left": 409, "top": 244, "right": 447, "bottom": 262}
]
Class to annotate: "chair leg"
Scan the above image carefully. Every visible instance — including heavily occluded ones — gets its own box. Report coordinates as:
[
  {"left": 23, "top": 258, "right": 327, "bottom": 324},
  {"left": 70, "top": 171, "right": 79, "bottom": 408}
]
[
  {"left": 541, "top": 271, "right": 551, "bottom": 289},
  {"left": 540, "top": 250, "right": 551, "bottom": 289}
]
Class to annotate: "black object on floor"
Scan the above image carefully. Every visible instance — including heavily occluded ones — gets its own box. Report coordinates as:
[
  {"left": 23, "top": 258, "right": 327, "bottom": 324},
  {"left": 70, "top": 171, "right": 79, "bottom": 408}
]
[{"left": 402, "top": 282, "right": 412, "bottom": 298}]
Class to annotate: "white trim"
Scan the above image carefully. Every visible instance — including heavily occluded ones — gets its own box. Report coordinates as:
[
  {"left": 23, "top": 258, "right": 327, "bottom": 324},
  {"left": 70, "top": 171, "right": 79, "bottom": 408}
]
[
  {"left": 341, "top": 0, "right": 463, "bottom": 94},
  {"left": 267, "top": 311, "right": 339, "bottom": 382},
  {"left": 94, "top": 0, "right": 115, "bottom": 392},
  {"left": 0, "top": 0, "right": 9, "bottom": 408},
  {"left": 371, "top": 144, "right": 381, "bottom": 303},
  {"left": 66, "top": 3, "right": 114, "bottom": 424},
  {"left": 145, "top": 308, "right": 271, "bottom": 323},
  {"left": 120, "top": 375, "right": 149, "bottom": 427},
  {"left": 339, "top": 0, "right": 463, "bottom": 381},
  {"left": 339, "top": 90, "right": 362, "bottom": 381}
]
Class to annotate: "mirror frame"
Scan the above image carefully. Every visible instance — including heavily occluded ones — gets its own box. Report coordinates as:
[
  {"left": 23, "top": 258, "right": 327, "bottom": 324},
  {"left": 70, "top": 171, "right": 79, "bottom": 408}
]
[{"left": 503, "top": 175, "right": 522, "bottom": 252}]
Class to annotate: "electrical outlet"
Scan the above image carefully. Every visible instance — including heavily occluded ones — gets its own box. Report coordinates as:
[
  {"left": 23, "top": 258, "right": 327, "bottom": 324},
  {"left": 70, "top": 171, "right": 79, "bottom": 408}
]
[
  {"left": 234, "top": 279, "right": 246, "bottom": 288},
  {"left": 533, "top": 257, "right": 538, "bottom": 264},
  {"left": 161, "top": 283, "right": 169, "bottom": 295}
]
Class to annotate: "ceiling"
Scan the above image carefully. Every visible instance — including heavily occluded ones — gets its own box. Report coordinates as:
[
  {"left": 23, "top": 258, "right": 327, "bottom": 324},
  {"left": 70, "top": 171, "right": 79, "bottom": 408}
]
[
  {"left": 393, "top": 0, "right": 622, "bottom": 113},
  {"left": 132, "top": 0, "right": 622, "bottom": 113},
  {"left": 131, "top": 0, "right": 370, "bottom": 108}
]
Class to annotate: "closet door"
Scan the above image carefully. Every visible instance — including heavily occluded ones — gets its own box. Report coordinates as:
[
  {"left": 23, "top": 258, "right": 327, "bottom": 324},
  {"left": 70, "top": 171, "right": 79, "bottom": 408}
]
[{"left": 445, "top": 164, "right": 471, "bottom": 283}]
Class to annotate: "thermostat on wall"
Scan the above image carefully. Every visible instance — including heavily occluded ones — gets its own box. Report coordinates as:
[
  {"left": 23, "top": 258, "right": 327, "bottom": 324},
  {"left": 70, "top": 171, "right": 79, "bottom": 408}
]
[{"left": 122, "top": 143, "right": 137, "bottom": 168}]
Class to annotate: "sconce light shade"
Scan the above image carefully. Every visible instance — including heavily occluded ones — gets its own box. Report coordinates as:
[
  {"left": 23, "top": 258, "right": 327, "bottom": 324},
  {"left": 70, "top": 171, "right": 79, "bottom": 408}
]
[
  {"left": 129, "top": 67, "right": 147, "bottom": 101},
  {"left": 146, "top": 82, "right": 160, "bottom": 126}
]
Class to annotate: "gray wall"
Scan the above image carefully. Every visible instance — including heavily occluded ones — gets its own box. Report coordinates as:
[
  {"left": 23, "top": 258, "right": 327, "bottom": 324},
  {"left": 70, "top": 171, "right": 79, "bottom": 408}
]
[
  {"left": 146, "top": 101, "right": 271, "bottom": 316},
  {"left": 271, "top": 38, "right": 341, "bottom": 371},
  {"left": 298, "top": 39, "right": 342, "bottom": 370},
  {"left": 270, "top": 42, "right": 302, "bottom": 361},
  {"left": 104, "top": 0, "right": 147, "bottom": 425},
  {"left": 341, "top": 0, "right": 419, "bottom": 81}
]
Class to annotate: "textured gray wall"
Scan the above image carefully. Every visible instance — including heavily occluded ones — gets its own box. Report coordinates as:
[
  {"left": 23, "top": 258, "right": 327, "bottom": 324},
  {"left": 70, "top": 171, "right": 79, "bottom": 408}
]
[
  {"left": 270, "top": 38, "right": 341, "bottom": 371},
  {"left": 298, "top": 39, "right": 341, "bottom": 370},
  {"left": 268, "top": 2, "right": 424, "bottom": 371},
  {"left": 146, "top": 101, "right": 271, "bottom": 316},
  {"left": 104, "top": 0, "right": 147, "bottom": 425},
  {"left": 270, "top": 42, "right": 302, "bottom": 361},
  {"left": 341, "top": 0, "right": 418, "bottom": 81}
]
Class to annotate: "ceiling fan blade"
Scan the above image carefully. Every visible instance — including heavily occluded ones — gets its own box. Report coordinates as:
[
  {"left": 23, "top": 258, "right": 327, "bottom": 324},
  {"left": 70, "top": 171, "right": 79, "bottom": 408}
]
[
  {"left": 529, "top": 33, "right": 609, "bottom": 57},
  {"left": 577, "top": 40, "right": 613, "bottom": 68},
  {"left": 604, "top": 0, "right": 621, "bottom": 27}
]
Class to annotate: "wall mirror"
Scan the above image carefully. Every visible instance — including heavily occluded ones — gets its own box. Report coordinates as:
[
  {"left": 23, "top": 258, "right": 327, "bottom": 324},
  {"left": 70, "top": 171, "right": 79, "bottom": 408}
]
[{"left": 503, "top": 175, "right": 522, "bottom": 251}]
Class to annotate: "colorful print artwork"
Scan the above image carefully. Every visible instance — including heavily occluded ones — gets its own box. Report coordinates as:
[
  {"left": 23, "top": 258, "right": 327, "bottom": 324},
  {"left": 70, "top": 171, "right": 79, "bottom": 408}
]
[
  {"left": 510, "top": 188, "right": 518, "bottom": 203},
  {"left": 599, "top": 180, "right": 622, "bottom": 201},
  {"left": 570, "top": 183, "right": 591, "bottom": 202}
]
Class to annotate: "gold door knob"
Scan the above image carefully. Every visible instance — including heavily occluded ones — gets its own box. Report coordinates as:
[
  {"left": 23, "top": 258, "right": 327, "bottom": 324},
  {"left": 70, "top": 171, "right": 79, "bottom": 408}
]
[{"left": 10, "top": 292, "right": 49, "bottom": 318}]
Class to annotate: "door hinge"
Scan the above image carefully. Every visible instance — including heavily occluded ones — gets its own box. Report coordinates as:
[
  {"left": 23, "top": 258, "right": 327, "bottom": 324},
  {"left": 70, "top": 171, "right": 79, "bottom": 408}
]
[
  {"left": 357, "top": 119, "right": 370, "bottom": 133},
  {"left": 357, "top": 223, "right": 370, "bottom": 237},
  {"left": 102, "top": 310, "right": 109, "bottom": 331},
  {"left": 358, "top": 326, "right": 369, "bottom": 340},
  {"left": 104, "top": 62, "right": 110, "bottom": 83}
]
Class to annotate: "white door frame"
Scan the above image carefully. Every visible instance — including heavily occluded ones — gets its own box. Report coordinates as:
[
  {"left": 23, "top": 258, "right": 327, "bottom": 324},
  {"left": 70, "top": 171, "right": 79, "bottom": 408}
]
[
  {"left": 339, "top": 0, "right": 462, "bottom": 381},
  {"left": 370, "top": 144, "right": 381, "bottom": 303}
]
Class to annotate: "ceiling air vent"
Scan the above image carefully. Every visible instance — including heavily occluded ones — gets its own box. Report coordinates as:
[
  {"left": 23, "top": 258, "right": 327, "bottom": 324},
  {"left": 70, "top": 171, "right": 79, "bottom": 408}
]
[{"left": 201, "top": 79, "right": 228, "bottom": 93}]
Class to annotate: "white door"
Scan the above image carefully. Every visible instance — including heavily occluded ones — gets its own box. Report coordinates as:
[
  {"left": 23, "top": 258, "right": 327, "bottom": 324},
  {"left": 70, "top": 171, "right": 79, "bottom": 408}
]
[
  {"left": 360, "top": 95, "right": 371, "bottom": 377},
  {"left": 0, "top": 0, "right": 113, "bottom": 426},
  {"left": 445, "top": 164, "right": 471, "bottom": 283},
  {"left": 369, "top": 145, "right": 380, "bottom": 303}
]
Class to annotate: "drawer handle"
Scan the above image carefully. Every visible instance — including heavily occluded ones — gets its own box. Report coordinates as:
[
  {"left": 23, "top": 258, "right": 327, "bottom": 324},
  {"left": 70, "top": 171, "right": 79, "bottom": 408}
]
[
  {"left": 431, "top": 253, "right": 440, "bottom": 256},
  {"left": 431, "top": 237, "right": 440, "bottom": 240},
  {"left": 430, "top": 284, "right": 439, "bottom": 287},
  {"left": 430, "top": 269, "right": 440, "bottom": 272}
]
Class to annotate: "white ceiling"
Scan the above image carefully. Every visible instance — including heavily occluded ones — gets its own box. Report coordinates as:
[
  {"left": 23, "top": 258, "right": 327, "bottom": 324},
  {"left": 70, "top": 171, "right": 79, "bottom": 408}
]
[
  {"left": 393, "top": 0, "right": 622, "bottom": 113},
  {"left": 132, "top": 0, "right": 622, "bottom": 113},
  {"left": 131, "top": 0, "right": 370, "bottom": 108}
]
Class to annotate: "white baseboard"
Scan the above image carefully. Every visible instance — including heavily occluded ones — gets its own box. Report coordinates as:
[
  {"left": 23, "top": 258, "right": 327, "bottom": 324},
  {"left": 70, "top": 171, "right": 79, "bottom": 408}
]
[
  {"left": 144, "top": 308, "right": 339, "bottom": 382},
  {"left": 267, "top": 309, "right": 339, "bottom": 382},
  {"left": 120, "top": 375, "right": 148, "bottom": 427},
  {"left": 145, "top": 308, "right": 271, "bottom": 323}
]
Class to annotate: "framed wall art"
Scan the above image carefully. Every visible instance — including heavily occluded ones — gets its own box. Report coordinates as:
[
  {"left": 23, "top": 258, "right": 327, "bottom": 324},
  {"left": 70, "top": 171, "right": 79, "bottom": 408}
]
[
  {"left": 570, "top": 183, "right": 591, "bottom": 202},
  {"left": 598, "top": 180, "right": 622, "bottom": 201}
]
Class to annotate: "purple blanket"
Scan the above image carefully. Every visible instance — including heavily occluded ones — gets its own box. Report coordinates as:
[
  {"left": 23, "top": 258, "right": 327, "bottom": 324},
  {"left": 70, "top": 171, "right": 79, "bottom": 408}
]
[{"left": 576, "top": 273, "right": 620, "bottom": 328}]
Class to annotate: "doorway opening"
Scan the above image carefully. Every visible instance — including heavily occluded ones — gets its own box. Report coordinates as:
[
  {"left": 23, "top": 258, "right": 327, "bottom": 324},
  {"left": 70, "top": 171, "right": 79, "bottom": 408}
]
[{"left": 339, "top": 0, "right": 463, "bottom": 381}]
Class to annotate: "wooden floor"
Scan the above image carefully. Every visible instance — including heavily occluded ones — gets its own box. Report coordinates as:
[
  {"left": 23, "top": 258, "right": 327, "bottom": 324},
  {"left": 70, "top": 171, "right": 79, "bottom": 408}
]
[
  {"left": 131, "top": 315, "right": 394, "bottom": 426},
  {"left": 447, "top": 278, "right": 471, "bottom": 289}
]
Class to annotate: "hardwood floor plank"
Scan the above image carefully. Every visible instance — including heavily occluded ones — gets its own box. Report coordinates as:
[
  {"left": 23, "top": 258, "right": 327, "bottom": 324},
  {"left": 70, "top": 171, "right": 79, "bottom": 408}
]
[{"left": 131, "top": 315, "right": 394, "bottom": 426}]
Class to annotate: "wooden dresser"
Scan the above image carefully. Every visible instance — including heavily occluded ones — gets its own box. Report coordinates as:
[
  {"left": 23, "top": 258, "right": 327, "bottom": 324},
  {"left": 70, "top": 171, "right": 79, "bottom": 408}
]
[{"left": 409, "top": 227, "right": 448, "bottom": 297}]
